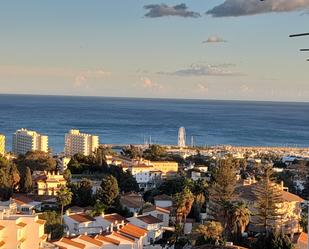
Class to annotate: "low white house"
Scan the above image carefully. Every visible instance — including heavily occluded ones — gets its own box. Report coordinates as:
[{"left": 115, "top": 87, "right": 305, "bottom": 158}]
[
  {"left": 64, "top": 212, "right": 110, "bottom": 236},
  {"left": 142, "top": 205, "right": 170, "bottom": 227},
  {"left": 127, "top": 214, "right": 164, "bottom": 244}
]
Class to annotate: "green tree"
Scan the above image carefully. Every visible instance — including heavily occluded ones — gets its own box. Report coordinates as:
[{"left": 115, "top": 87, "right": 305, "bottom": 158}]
[
  {"left": 207, "top": 158, "right": 237, "bottom": 235},
  {"left": 39, "top": 211, "right": 64, "bottom": 240},
  {"left": 121, "top": 145, "right": 142, "bottom": 159},
  {"left": 90, "top": 200, "right": 107, "bottom": 217},
  {"left": 96, "top": 174, "right": 119, "bottom": 206},
  {"left": 70, "top": 178, "right": 94, "bottom": 207},
  {"left": 56, "top": 186, "right": 72, "bottom": 224},
  {"left": 16, "top": 151, "right": 57, "bottom": 172},
  {"left": 21, "top": 166, "right": 33, "bottom": 193},
  {"left": 143, "top": 144, "right": 167, "bottom": 161},
  {"left": 0, "top": 156, "right": 20, "bottom": 200},
  {"left": 193, "top": 221, "right": 223, "bottom": 245},
  {"left": 174, "top": 187, "right": 195, "bottom": 225},
  {"left": 252, "top": 166, "right": 283, "bottom": 235},
  {"left": 252, "top": 232, "right": 294, "bottom": 249},
  {"left": 231, "top": 202, "right": 250, "bottom": 241}
]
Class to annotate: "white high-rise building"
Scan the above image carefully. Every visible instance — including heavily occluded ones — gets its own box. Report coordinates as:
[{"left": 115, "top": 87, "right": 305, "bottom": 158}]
[
  {"left": 12, "top": 128, "right": 48, "bottom": 155},
  {"left": 178, "top": 127, "right": 186, "bottom": 148},
  {"left": 0, "top": 134, "right": 5, "bottom": 155},
  {"left": 64, "top": 129, "right": 99, "bottom": 157}
]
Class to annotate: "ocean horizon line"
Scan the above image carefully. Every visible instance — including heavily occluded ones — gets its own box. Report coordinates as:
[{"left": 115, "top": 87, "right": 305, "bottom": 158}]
[{"left": 0, "top": 92, "right": 309, "bottom": 105}]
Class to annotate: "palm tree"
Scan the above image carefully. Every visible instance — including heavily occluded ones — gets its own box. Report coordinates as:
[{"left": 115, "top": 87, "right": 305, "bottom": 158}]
[
  {"left": 56, "top": 186, "right": 72, "bottom": 224},
  {"left": 174, "top": 187, "right": 194, "bottom": 225},
  {"left": 232, "top": 202, "right": 251, "bottom": 241}
]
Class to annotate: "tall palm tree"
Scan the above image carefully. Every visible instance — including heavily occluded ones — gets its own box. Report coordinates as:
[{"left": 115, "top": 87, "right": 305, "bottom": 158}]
[
  {"left": 56, "top": 186, "right": 73, "bottom": 224},
  {"left": 232, "top": 202, "right": 251, "bottom": 240},
  {"left": 174, "top": 187, "right": 194, "bottom": 225}
]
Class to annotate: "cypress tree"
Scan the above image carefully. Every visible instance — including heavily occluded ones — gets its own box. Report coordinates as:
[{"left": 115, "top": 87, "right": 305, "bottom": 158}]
[{"left": 22, "top": 167, "right": 33, "bottom": 193}]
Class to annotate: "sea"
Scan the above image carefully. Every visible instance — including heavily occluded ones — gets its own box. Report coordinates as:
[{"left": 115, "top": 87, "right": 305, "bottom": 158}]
[{"left": 0, "top": 94, "right": 309, "bottom": 153}]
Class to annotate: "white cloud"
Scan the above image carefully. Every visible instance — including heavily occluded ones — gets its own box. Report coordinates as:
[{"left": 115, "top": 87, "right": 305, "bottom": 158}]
[{"left": 203, "top": 36, "right": 227, "bottom": 43}]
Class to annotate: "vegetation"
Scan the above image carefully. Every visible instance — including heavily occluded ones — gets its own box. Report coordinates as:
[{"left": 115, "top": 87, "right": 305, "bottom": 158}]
[
  {"left": 207, "top": 158, "right": 237, "bottom": 238},
  {"left": 252, "top": 166, "right": 283, "bottom": 234},
  {"left": 252, "top": 232, "right": 294, "bottom": 249},
  {"left": 96, "top": 174, "right": 119, "bottom": 207},
  {"left": 194, "top": 221, "right": 223, "bottom": 246},
  {"left": 0, "top": 155, "right": 20, "bottom": 200},
  {"left": 56, "top": 186, "right": 73, "bottom": 224},
  {"left": 174, "top": 187, "right": 194, "bottom": 224},
  {"left": 39, "top": 211, "right": 64, "bottom": 240},
  {"left": 70, "top": 178, "right": 94, "bottom": 207},
  {"left": 15, "top": 151, "right": 57, "bottom": 172},
  {"left": 20, "top": 166, "right": 33, "bottom": 193}
]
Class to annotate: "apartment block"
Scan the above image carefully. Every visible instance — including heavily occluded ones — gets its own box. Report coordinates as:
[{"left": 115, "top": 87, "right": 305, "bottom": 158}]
[
  {"left": 64, "top": 129, "right": 99, "bottom": 157},
  {"left": 12, "top": 129, "right": 48, "bottom": 155},
  {"left": 0, "top": 203, "right": 47, "bottom": 249}
]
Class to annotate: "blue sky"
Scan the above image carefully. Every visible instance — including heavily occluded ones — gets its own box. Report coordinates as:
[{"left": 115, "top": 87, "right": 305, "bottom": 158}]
[{"left": 0, "top": 0, "right": 308, "bottom": 101}]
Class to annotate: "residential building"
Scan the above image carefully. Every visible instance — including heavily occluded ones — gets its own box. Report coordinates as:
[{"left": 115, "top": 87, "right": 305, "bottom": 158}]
[
  {"left": 132, "top": 170, "right": 162, "bottom": 191},
  {"left": 235, "top": 180, "right": 304, "bottom": 234},
  {"left": 11, "top": 194, "right": 42, "bottom": 214},
  {"left": 149, "top": 161, "right": 178, "bottom": 176},
  {"left": 0, "top": 203, "right": 47, "bottom": 249},
  {"left": 64, "top": 129, "right": 99, "bottom": 157},
  {"left": 0, "top": 134, "right": 5, "bottom": 155},
  {"left": 32, "top": 171, "right": 67, "bottom": 196},
  {"left": 64, "top": 212, "right": 128, "bottom": 237},
  {"left": 12, "top": 128, "right": 48, "bottom": 155},
  {"left": 142, "top": 205, "right": 170, "bottom": 227},
  {"left": 120, "top": 193, "right": 145, "bottom": 214},
  {"left": 127, "top": 214, "right": 164, "bottom": 244}
]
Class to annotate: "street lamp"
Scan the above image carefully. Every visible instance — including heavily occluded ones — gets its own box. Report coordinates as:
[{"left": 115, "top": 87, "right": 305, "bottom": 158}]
[{"left": 290, "top": 33, "right": 309, "bottom": 61}]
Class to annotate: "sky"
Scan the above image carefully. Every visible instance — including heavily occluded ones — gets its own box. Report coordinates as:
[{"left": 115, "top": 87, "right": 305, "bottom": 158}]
[{"left": 0, "top": 0, "right": 308, "bottom": 101}]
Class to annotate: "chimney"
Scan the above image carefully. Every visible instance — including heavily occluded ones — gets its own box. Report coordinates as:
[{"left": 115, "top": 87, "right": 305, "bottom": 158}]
[{"left": 281, "top": 181, "right": 284, "bottom": 191}]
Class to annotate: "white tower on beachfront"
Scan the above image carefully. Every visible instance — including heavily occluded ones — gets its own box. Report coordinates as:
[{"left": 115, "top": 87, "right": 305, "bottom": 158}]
[{"left": 178, "top": 127, "right": 186, "bottom": 148}]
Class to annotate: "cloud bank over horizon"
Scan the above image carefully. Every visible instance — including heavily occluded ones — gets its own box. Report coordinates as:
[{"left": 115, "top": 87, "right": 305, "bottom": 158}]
[{"left": 207, "top": 0, "right": 309, "bottom": 17}]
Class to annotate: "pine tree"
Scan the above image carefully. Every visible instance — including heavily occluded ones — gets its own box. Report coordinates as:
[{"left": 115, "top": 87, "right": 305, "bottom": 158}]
[
  {"left": 252, "top": 165, "right": 283, "bottom": 235},
  {"left": 207, "top": 158, "right": 237, "bottom": 233}
]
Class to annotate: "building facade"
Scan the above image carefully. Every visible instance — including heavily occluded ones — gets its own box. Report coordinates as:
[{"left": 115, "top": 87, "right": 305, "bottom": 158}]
[
  {"left": 12, "top": 129, "right": 48, "bottom": 155},
  {"left": 32, "top": 171, "right": 67, "bottom": 196},
  {"left": 0, "top": 203, "right": 47, "bottom": 249},
  {"left": 64, "top": 129, "right": 99, "bottom": 157},
  {"left": 0, "top": 134, "right": 5, "bottom": 156}
]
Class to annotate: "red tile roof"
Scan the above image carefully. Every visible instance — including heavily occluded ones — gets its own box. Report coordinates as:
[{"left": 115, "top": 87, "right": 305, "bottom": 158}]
[
  {"left": 78, "top": 235, "right": 103, "bottom": 246},
  {"left": 95, "top": 235, "right": 120, "bottom": 245},
  {"left": 119, "top": 223, "right": 147, "bottom": 238},
  {"left": 136, "top": 214, "right": 163, "bottom": 224},
  {"left": 143, "top": 205, "right": 170, "bottom": 214},
  {"left": 111, "top": 232, "right": 135, "bottom": 242},
  {"left": 60, "top": 238, "right": 85, "bottom": 249},
  {"left": 103, "top": 213, "right": 128, "bottom": 224},
  {"left": 69, "top": 213, "right": 95, "bottom": 223}
]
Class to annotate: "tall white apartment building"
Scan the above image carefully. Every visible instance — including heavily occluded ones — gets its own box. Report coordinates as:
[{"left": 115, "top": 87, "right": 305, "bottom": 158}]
[
  {"left": 0, "top": 134, "right": 5, "bottom": 156},
  {"left": 64, "top": 129, "right": 99, "bottom": 157},
  {"left": 12, "top": 129, "right": 48, "bottom": 155}
]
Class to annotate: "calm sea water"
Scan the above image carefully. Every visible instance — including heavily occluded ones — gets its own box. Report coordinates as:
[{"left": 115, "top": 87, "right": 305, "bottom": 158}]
[{"left": 0, "top": 94, "right": 309, "bottom": 153}]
